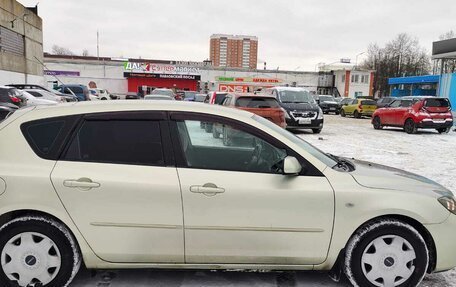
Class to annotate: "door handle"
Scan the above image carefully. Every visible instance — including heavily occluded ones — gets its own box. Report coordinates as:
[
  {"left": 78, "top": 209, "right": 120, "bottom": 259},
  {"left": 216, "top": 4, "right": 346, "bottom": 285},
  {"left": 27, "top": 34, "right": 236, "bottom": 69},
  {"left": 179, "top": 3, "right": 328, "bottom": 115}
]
[
  {"left": 63, "top": 178, "right": 100, "bottom": 191},
  {"left": 190, "top": 183, "right": 225, "bottom": 196}
]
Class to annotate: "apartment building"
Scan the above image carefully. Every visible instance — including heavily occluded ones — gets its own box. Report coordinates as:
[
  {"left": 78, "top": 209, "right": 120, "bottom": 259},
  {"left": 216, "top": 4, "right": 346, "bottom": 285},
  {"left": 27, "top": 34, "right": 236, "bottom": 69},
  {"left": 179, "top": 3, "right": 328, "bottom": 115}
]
[{"left": 210, "top": 34, "right": 258, "bottom": 69}]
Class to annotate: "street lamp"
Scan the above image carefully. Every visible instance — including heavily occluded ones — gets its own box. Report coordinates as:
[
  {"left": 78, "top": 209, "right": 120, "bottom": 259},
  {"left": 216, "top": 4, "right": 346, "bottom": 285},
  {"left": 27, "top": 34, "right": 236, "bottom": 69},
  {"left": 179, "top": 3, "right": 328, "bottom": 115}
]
[{"left": 355, "top": 52, "right": 366, "bottom": 69}]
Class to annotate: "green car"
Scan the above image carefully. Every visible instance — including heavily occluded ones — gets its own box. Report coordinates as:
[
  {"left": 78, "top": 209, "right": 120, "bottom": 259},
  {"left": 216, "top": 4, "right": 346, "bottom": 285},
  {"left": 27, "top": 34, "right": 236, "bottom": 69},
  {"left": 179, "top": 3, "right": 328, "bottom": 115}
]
[{"left": 340, "top": 99, "right": 377, "bottom": 118}]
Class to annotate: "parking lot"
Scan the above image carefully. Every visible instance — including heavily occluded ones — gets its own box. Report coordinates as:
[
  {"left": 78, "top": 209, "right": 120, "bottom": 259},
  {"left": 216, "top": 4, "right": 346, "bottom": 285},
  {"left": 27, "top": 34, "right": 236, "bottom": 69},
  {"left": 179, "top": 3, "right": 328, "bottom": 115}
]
[{"left": 71, "top": 114, "right": 456, "bottom": 287}]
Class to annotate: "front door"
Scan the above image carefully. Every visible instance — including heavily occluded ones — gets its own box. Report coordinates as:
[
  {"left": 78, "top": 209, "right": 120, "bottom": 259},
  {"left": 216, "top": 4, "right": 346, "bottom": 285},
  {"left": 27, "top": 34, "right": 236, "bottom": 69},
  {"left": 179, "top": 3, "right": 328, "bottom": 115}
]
[
  {"left": 51, "top": 112, "right": 184, "bottom": 263},
  {"left": 170, "top": 114, "right": 334, "bottom": 265}
]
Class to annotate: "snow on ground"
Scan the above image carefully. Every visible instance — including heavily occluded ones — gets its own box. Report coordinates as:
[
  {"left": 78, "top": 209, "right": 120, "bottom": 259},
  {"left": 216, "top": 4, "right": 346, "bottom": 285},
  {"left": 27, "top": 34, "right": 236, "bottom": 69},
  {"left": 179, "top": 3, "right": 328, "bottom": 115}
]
[{"left": 72, "top": 115, "right": 456, "bottom": 287}]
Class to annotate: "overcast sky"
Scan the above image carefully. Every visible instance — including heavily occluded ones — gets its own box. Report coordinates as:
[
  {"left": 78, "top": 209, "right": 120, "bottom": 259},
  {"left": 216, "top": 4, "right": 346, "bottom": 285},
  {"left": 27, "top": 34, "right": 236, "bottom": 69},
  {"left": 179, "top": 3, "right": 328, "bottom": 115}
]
[{"left": 19, "top": 0, "right": 456, "bottom": 70}]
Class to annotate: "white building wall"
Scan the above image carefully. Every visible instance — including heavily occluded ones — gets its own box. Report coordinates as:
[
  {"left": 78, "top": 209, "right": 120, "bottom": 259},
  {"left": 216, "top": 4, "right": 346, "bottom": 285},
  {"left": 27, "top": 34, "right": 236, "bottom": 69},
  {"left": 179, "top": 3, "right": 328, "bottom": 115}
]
[
  {"left": 0, "top": 70, "right": 44, "bottom": 86},
  {"left": 334, "top": 70, "right": 371, "bottom": 98}
]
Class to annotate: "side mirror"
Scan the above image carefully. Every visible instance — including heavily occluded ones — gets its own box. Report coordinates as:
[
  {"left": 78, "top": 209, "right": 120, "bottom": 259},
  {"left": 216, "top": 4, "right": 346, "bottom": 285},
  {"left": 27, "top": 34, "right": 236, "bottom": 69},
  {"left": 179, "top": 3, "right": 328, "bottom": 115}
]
[{"left": 283, "top": 156, "right": 302, "bottom": 175}]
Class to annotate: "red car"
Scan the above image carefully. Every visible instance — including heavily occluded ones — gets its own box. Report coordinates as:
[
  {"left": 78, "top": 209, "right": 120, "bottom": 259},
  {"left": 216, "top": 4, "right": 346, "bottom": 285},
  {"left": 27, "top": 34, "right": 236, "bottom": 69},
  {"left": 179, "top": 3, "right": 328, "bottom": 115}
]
[{"left": 372, "top": 96, "right": 453, "bottom": 134}]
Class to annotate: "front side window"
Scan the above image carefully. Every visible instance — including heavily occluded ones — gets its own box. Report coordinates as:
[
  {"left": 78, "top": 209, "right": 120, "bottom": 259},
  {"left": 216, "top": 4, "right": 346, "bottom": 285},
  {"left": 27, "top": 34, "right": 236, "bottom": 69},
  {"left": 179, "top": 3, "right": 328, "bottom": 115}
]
[
  {"left": 64, "top": 120, "right": 164, "bottom": 166},
  {"left": 176, "top": 120, "right": 287, "bottom": 174}
]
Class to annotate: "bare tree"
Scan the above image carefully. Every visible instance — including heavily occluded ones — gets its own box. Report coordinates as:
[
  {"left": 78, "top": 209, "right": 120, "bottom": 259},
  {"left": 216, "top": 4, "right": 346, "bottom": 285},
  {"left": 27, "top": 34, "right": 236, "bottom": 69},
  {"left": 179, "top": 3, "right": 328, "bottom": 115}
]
[
  {"left": 439, "top": 30, "right": 455, "bottom": 41},
  {"left": 82, "top": 49, "right": 90, "bottom": 57},
  {"left": 361, "top": 33, "right": 431, "bottom": 97},
  {"left": 51, "top": 45, "right": 74, "bottom": 56}
]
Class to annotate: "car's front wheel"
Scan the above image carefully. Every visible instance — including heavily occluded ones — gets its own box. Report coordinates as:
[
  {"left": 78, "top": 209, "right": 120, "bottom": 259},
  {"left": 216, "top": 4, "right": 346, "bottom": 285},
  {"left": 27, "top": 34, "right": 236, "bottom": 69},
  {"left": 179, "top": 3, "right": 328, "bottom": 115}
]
[
  {"left": 344, "top": 219, "right": 429, "bottom": 287},
  {"left": 312, "top": 128, "right": 322, "bottom": 134},
  {"left": 0, "top": 216, "right": 81, "bottom": 287},
  {"left": 340, "top": 109, "right": 346, "bottom": 117}
]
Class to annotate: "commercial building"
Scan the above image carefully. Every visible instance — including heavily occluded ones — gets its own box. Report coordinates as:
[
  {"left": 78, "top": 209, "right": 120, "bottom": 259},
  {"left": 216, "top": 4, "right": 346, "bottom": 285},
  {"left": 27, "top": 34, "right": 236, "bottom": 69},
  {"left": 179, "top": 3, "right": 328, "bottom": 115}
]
[
  {"left": 43, "top": 54, "right": 334, "bottom": 96},
  {"left": 210, "top": 34, "right": 258, "bottom": 69},
  {"left": 0, "top": 1, "right": 43, "bottom": 85}
]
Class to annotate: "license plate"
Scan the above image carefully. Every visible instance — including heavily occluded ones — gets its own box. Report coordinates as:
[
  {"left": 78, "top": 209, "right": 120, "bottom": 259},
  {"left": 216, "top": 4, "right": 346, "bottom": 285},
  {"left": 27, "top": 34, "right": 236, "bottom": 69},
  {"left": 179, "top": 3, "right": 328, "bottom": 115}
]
[
  {"left": 433, "top": 119, "right": 446, "bottom": 123},
  {"left": 299, "top": 118, "right": 311, "bottom": 124}
]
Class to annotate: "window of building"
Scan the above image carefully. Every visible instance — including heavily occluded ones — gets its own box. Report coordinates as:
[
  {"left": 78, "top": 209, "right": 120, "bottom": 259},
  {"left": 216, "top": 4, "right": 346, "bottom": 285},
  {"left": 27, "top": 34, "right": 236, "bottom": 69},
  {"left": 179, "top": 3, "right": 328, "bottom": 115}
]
[
  {"left": 64, "top": 120, "right": 165, "bottom": 166},
  {"left": 341, "top": 75, "right": 345, "bottom": 83},
  {"left": 0, "top": 27, "right": 25, "bottom": 56}
]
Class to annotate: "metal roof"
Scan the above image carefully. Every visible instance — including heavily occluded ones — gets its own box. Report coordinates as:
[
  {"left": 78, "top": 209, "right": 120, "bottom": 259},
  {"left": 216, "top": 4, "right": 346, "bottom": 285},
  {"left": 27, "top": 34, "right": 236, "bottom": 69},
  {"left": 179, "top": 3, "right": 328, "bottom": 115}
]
[{"left": 388, "top": 75, "right": 440, "bottom": 85}]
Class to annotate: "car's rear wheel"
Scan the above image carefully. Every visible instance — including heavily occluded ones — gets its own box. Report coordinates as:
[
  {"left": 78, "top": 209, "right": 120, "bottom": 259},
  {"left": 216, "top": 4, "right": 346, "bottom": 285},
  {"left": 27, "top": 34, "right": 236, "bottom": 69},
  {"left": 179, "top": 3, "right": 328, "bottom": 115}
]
[
  {"left": 0, "top": 216, "right": 81, "bottom": 287},
  {"left": 437, "top": 127, "right": 450, "bottom": 134},
  {"left": 340, "top": 109, "right": 346, "bottom": 117},
  {"left": 354, "top": 110, "right": 361, "bottom": 118},
  {"left": 373, "top": 116, "right": 383, "bottom": 130},
  {"left": 344, "top": 219, "right": 428, "bottom": 287},
  {"left": 404, "top": 119, "right": 417, "bottom": 134}
]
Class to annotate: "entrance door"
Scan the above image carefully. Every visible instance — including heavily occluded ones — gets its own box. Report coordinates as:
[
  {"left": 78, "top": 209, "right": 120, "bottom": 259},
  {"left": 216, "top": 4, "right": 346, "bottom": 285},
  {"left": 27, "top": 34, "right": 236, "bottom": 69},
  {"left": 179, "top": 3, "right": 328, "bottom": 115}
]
[
  {"left": 170, "top": 115, "right": 334, "bottom": 265},
  {"left": 51, "top": 112, "right": 184, "bottom": 263}
]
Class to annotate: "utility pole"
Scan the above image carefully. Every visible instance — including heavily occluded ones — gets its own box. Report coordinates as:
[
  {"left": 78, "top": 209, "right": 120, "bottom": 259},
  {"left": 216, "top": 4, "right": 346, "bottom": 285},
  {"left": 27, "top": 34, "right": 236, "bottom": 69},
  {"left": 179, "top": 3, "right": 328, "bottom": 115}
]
[{"left": 97, "top": 30, "right": 100, "bottom": 60}]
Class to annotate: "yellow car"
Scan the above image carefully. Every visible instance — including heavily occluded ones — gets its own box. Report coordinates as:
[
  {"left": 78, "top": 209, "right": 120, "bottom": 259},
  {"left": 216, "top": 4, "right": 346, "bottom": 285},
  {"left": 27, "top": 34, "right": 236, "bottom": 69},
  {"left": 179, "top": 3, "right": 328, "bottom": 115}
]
[{"left": 340, "top": 98, "right": 378, "bottom": 118}]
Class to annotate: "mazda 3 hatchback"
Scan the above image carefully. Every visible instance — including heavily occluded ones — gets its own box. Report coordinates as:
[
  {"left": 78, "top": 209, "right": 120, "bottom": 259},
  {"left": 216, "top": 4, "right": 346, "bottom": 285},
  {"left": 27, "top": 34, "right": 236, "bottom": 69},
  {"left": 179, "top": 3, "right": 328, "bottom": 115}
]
[{"left": 0, "top": 101, "right": 455, "bottom": 287}]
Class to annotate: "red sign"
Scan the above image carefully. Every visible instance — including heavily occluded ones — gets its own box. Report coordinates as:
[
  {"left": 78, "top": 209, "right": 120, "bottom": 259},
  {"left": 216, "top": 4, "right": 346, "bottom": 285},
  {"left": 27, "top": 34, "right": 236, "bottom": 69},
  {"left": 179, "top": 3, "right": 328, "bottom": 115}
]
[{"left": 219, "top": 84, "right": 250, "bottom": 93}]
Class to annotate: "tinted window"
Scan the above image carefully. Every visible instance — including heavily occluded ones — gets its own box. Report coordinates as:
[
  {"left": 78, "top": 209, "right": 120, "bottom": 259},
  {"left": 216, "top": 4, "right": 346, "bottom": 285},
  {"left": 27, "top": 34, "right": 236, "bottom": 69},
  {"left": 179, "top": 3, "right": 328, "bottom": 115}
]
[
  {"left": 0, "top": 88, "right": 11, "bottom": 102},
  {"left": 236, "top": 97, "right": 280, "bottom": 108},
  {"left": 319, "top": 96, "right": 335, "bottom": 102},
  {"left": 214, "top": 93, "right": 227, "bottom": 105},
  {"left": 65, "top": 120, "right": 164, "bottom": 166},
  {"left": 67, "top": 87, "right": 83, "bottom": 94},
  {"left": 176, "top": 120, "right": 287, "bottom": 174},
  {"left": 361, "top": 100, "right": 377, "bottom": 106},
  {"left": 425, "top": 98, "right": 450, "bottom": 108},
  {"left": 389, "top": 100, "right": 401, "bottom": 108},
  {"left": 400, "top": 100, "right": 413, "bottom": 107},
  {"left": 278, "top": 90, "right": 314, "bottom": 104},
  {"left": 28, "top": 91, "right": 42, "bottom": 97}
]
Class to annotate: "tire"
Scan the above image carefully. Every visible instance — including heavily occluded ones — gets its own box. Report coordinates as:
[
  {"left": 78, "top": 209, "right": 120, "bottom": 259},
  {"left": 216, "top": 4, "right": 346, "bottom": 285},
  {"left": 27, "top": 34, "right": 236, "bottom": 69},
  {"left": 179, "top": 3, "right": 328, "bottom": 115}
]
[
  {"left": 205, "top": 123, "right": 213, "bottom": 133},
  {"left": 344, "top": 219, "right": 429, "bottom": 287},
  {"left": 340, "top": 109, "right": 346, "bottom": 117},
  {"left": 404, "top": 119, "right": 417, "bottom": 134},
  {"left": 335, "top": 111, "right": 340, "bottom": 115},
  {"left": 212, "top": 127, "right": 220, "bottom": 138},
  {"left": 0, "top": 216, "right": 81, "bottom": 287},
  {"left": 437, "top": 127, "right": 450, "bottom": 134},
  {"left": 101, "top": 97, "right": 107, "bottom": 100},
  {"left": 373, "top": 116, "right": 383, "bottom": 130},
  {"left": 312, "top": 128, "right": 322, "bottom": 134},
  {"left": 354, "top": 110, "right": 361, "bottom": 119}
]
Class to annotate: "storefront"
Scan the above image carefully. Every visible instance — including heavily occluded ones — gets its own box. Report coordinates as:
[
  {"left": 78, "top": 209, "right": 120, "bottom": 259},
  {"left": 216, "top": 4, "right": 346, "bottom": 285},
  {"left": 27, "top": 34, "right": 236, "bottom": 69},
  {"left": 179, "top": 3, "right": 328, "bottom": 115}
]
[
  {"left": 216, "top": 76, "right": 282, "bottom": 93},
  {"left": 124, "top": 62, "right": 201, "bottom": 94}
]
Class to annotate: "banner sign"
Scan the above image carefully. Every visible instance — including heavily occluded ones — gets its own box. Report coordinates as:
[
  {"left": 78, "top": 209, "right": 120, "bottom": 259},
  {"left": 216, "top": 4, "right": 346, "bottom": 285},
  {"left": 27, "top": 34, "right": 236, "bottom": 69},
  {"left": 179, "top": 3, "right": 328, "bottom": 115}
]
[
  {"left": 216, "top": 76, "right": 282, "bottom": 83},
  {"left": 124, "top": 72, "right": 201, "bottom": 80},
  {"left": 124, "top": 62, "right": 201, "bottom": 75},
  {"left": 44, "top": 70, "right": 80, "bottom": 77}
]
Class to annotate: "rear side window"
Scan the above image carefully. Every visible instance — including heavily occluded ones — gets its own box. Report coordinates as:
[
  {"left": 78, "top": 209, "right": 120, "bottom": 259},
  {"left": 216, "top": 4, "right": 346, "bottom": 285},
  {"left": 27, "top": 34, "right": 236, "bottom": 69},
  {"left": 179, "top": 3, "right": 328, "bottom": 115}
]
[
  {"left": 27, "top": 91, "right": 42, "bottom": 97},
  {"left": 64, "top": 120, "right": 165, "bottom": 166},
  {"left": 425, "top": 98, "right": 450, "bottom": 108},
  {"left": 21, "top": 116, "right": 80, "bottom": 160},
  {"left": 361, "top": 100, "right": 377, "bottom": 106},
  {"left": 236, "top": 97, "right": 280, "bottom": 108},
  {"left": 214, "top": 93, "right": 227, "bottom": 105}
]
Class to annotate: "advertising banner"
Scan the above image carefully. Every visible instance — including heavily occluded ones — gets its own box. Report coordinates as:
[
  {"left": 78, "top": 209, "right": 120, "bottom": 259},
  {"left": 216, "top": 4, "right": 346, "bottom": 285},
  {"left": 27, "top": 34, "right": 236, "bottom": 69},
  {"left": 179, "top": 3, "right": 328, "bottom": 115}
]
[
  {"left": 124, "top": 62, "right": 201, "bottom": 75},
  {"left": 44, "top": 70, "right": 80, "bottom": 76},
  {"left": 124, "top": 72, "right": 201, "bottom": 80}
]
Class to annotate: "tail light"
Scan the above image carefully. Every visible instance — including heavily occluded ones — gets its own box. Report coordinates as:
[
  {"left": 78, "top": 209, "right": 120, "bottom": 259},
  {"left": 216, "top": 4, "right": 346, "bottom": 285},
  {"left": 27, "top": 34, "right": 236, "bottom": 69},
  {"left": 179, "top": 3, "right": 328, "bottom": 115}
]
[
  {"left": 358, "top": 104, "right": 363, "bottom": 111},
  {"left": 10, "top": 96, "right": 21, "bottom": 103}
]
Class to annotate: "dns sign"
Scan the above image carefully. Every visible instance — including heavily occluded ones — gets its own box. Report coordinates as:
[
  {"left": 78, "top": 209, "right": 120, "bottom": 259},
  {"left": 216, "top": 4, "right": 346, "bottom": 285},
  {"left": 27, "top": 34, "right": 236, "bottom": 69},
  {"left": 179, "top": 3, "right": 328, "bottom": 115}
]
[{"left": 219, "top": 84, "right": 249, "bottom": 93}]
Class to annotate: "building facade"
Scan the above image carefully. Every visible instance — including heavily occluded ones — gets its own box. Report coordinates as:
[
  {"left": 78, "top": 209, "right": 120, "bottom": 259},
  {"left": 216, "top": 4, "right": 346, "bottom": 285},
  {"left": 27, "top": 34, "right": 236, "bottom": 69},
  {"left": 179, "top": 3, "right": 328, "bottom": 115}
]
[
  {"left": 210, "top": 34, "right": 258, "bottom": 69},
  {"left": 43, "top": 55, "right": 333, "bottom": 96},
  {"left": 0, "top": 1, "right": 43, "bottom": 85}
]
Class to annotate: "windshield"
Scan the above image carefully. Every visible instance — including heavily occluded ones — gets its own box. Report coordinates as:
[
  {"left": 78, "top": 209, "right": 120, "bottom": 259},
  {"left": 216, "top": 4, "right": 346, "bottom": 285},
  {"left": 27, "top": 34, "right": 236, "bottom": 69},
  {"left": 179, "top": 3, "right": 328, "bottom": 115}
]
[
  {"left": 152, "top": 89, "right": 174, "bottom": 97},
  {"left": 278, "top": 90, "right": 315, "bottom": 104},
  {"left": 319, "top": 96, "right": 335, "bottom": 102},
  {"left": 252, "top": 114, "right": 337, "bottom": 167}
]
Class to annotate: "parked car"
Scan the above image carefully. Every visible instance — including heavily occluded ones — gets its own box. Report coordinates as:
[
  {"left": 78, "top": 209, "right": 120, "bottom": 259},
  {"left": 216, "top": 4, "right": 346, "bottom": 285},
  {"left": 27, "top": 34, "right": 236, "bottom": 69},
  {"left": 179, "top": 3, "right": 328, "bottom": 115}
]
[
  {"left": 340, "top": 99, "right": 378, "bottom": 118},
  {"left": 7, "top": 84, "right": 78, "bottom": 102},
  {"left": 183, "top": 91, "right": 197, "bottom": 101},
  {"left": 213, "top": 93, "right": 286, "bottom": 144},
  {"left": 194, "top": 93, "right": 208, "bottom": 103},
  {"left": 144, "top": 95, "right": 175, "bottom": 101},
  {"left": 22, "top": 89, "right": 65, "bottom": 103},
  {"left": 372, "top": 96, "right": 453, "bottom": 134},
  {"left": 89, "top": 88, "right": 118, "bottom": 100},
  {"left": 201, "top": 92, "right": 228, "bottom": 132},
  {"left": 125, "top": 92, "right": 141, "bottom": 100},
  {"left": 265, "top": 87, "right": 323, "bottom": 133},
  {"left": 0, "top": 101, "right": 455, "bottom": 287},
  {"left": 0, "top": 86, "right": 24, "bottom": 107},
  {"left": 318, "top": 95, "right": 340, "bottom": 115},
  {"left": 0, "top": 102, "right": 18, "bottom": 120},
  {"left": 55, "top": 84, "right": 90, "bottom": 101},
  {"left": 151, "top": 88, "right": 177, "bottom": 99},
  {"left": 17, "top": 91, "right": 58, "bottom": 107},
  {"left": 377, "top": 97, "right": 396, "bottom": 108}
]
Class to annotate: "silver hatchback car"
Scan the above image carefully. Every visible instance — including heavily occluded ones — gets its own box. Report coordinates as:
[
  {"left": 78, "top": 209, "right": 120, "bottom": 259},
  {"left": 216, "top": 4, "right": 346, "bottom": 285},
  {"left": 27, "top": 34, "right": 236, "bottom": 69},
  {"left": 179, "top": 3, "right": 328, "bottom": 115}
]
[{"left": 0, "top": 101, "right": 455, "bottom": 287}]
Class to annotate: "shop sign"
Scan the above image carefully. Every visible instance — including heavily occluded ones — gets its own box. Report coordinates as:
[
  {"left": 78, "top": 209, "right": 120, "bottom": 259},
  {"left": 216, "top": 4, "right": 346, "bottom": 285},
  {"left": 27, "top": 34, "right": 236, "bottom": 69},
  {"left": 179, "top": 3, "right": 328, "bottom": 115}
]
[
  {"left": 219, "top": 84, "right": 250, "bottom": 93},
  {"left": 124, "top": 72, "right": 201, "bottom": 80},
  {"left": 216, "top": 76, "right": 281, "bottom": 83},
  {"left": 44, "top": 70, "right": 80, "bottom": 76},
  {"left": 124, "top": 62, "right": 200, "bottom": 75}
]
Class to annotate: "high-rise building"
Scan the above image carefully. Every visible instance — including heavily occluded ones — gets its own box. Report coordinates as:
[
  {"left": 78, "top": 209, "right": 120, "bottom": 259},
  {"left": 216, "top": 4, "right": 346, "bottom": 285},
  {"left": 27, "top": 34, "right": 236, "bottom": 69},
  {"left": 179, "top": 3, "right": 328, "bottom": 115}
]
[{"left": 210, "top": 34, "right": 258, "bottom": 69}]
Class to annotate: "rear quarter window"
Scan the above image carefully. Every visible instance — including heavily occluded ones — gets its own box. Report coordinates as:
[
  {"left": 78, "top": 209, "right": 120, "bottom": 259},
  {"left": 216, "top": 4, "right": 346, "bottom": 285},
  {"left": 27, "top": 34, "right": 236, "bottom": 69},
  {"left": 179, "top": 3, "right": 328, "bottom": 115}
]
[
  {"left": 21, "top": 115, "right": 80, "bottom": 160},
  {"left": 214, "top": 94, "right": 227, "bottom": 105}
]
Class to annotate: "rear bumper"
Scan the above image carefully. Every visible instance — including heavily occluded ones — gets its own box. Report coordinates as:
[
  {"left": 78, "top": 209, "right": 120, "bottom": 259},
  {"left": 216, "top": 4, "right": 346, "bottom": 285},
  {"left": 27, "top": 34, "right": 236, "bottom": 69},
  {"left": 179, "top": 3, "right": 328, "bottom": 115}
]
[
  {"left": 425, "top": 214, "right": 456, "bottom": 272},
  {"left": 417, "top": 120, "right": 453, "bottom": 129},
  {"left": 321, "top": 106, "right": 339, "bottom": 113},
  {"left": 286, "top": 118, "right": 324, "bottom": 129}
]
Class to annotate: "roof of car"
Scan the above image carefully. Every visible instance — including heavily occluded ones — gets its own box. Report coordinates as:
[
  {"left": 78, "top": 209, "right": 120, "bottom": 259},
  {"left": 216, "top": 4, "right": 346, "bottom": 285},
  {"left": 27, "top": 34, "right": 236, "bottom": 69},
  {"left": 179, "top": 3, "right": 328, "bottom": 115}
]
[
  {"left": 228, "top": 93, "right": 276, "bottom": 99},
  {"left": 268, "top": 87, "right": 310, "bottom": 92},
  {"left": 24, "top": 100, "right": 254, "bottom": 121}
]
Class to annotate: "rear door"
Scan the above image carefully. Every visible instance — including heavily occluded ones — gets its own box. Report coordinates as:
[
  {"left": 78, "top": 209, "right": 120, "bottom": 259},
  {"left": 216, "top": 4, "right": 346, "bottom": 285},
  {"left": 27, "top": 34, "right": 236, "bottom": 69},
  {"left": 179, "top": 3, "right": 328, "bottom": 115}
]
[{"left": 51, "top": 111, "right": 185, "bottom": 263}]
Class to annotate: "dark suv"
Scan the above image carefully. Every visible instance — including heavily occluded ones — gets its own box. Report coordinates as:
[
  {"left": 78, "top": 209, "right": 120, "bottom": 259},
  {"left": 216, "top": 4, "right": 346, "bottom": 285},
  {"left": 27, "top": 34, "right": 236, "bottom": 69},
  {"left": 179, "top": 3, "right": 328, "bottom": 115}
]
[{"left": 265, "top": 87, "right": 323, "bottom": 133}]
